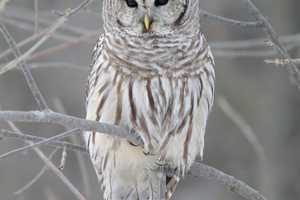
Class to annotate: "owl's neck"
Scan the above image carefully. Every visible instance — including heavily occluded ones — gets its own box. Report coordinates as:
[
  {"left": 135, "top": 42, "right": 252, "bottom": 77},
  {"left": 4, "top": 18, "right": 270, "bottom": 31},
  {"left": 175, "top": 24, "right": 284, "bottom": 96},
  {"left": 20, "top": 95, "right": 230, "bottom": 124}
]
[{"left": 102, "top": 28, "right": 208, "bottom": 78}]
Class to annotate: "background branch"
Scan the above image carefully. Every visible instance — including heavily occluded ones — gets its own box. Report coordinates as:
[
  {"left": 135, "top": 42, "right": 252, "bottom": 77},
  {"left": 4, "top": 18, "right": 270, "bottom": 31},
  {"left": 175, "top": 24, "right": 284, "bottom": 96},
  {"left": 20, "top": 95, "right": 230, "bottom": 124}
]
[
  {"left": 0, "top": 113, "right": 267, "bottom": 200},
  {"left": 241, "top": 0, "right": 300, "bottom": 88}
]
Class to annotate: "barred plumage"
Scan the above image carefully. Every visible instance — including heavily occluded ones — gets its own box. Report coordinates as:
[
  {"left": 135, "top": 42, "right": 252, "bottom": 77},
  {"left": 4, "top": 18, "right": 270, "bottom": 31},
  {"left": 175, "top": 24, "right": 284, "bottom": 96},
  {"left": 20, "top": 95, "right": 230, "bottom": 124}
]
[{"left": 85, "top": 0, "right": 215, "bottom": 199}]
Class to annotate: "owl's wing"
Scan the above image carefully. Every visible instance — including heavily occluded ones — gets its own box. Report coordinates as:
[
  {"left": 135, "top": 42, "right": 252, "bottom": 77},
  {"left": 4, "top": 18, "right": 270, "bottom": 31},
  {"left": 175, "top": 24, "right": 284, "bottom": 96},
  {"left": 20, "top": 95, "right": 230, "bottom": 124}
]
[{"left": 85, "top": 34, "right": 105, "bottom": 108}]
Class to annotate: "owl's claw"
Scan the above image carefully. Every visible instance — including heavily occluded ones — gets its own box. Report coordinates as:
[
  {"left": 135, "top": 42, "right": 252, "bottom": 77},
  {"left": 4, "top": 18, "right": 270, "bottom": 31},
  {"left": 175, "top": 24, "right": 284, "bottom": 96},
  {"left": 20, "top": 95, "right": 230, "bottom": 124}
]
[{"left": 143, "top": 143, "right": 156, "bottom": 155}]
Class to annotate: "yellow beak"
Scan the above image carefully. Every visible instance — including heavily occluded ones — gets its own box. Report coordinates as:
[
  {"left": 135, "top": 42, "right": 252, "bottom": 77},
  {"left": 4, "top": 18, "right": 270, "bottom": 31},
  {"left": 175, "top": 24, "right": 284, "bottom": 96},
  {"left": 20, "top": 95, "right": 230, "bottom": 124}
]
[{"left": 144, "top": 14, "right": 151, "bottom": 31}]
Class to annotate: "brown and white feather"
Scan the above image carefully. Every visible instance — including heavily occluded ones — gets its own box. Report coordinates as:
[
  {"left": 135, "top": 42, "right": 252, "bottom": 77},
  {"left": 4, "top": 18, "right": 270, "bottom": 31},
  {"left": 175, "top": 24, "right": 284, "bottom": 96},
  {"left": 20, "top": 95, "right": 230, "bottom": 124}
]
[{"left": 85, "top": 0, "right": 215, "bottom": 199}]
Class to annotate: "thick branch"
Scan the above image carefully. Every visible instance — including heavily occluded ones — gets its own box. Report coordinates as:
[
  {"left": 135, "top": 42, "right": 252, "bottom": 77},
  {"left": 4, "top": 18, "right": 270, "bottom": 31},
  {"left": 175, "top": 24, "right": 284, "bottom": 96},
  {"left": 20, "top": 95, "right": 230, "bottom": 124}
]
[
  {"left": 0, "top": 110, "right": 142, "bottom": 145},
  {"left": 190, "top": 163, "right": 266, "bottom": 200},
  {"left": 0, "top": 110, "right": 267, "bottom": 200}
]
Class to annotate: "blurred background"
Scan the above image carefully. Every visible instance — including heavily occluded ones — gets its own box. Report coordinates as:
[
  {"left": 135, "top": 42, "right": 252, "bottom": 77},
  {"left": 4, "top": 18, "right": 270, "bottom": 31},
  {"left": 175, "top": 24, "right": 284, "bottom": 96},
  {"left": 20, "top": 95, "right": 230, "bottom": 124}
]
[{"left": 0, "top": 0, "right": 299, "bottom": 199}]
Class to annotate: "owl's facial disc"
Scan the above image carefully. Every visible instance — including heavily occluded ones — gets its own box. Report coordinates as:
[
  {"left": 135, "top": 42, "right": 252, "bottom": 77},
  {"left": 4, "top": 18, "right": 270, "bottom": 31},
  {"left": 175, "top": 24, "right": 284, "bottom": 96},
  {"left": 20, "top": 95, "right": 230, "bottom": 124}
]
[{"left": 116, "top": 0, "right": 187, "bottom": 36}]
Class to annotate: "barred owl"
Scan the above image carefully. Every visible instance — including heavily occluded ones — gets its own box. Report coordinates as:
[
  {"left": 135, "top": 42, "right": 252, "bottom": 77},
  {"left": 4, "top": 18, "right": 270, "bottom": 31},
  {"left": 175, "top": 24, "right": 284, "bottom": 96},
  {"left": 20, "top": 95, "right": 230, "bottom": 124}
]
[{"left": 85, "top": 0, "right": 215, "bottom": 199}]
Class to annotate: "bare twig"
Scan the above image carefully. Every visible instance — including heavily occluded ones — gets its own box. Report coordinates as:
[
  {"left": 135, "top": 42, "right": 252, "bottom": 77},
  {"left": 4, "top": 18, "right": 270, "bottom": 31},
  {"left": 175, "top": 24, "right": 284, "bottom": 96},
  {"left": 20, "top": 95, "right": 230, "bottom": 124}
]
[
  {"left": 0, "top": 128, "right": 80, "bottom": 160},
  {"left": 28, "top": 31, "right": 97, "bottom": 61},
  {"left": 211, "top": 33, "right": 300, "bottom": 50},
  {"left": 0, "top": 129, "right": 87, "bottom": 153},
  {"left": 30, "top": 143, "right": 86, "bottom": 200},
  {"left": 2, "top": 7, "right": 92, "bottom": 35},
  {"left": 200, "top": 10, "right": 263, "bottom": 28},
  {"left": 0, "top": 0, "right": 93, "bottom": 76},
  {"left": 0, "top": 23, "right": 49, "bottom": 110},
  {"left": 2, "top": 126, "right": 267, "bottom": 200},
  {"left": 3, "top": 121, "right": 86, "bottom": 200},
  {"left": 218, "top": 97, "right": 267, "bottom": 161},
  {"left": 0, "top": 22, "right": 77, "bottom": 62},
  {"left": 0, "top": 16, "right": 78, "bottom": 43},
  {"left": 265, "top": 58, "right": 300, "bottom": 65},
  {"left": 0, "top": 1, "right": 94, "bottom": 199},
  {"left": 14, "top": 148, "right": 60, "bottom": 196},
  {"left": 0, "top": 110, "right": 267, "bottom": 200},
  {"left": 53, "top": 98, "right": 92, "bottom": 198},
  {"left": 28, "top": 62, "right": 86, "bottom": 71},
  {"left": 241, "top": 0, "right": 300, "bottom": 87},
  {"left": 59, "top": 146, "right": 68, "bottom": 170}
]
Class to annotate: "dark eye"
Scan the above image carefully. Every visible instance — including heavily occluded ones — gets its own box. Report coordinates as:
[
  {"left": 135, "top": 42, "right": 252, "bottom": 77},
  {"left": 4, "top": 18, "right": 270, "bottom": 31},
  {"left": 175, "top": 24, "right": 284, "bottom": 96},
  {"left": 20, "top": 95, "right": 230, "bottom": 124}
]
[
  {"left": 154, "top": 0, "right": 168, "bottom": 7},
  {"left": 125, "top": 0, "right": 138, "bottom": 8}
]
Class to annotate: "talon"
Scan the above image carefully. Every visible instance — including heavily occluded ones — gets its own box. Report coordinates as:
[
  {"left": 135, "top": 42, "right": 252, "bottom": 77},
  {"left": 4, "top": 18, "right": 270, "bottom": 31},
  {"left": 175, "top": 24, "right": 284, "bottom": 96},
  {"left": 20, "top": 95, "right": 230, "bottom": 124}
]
[
  {"left": 143, "top": 143, "right": 155, "bottom": 155},
  {"left": 155, "top": 160, "right": 167, "bottom": 167}
]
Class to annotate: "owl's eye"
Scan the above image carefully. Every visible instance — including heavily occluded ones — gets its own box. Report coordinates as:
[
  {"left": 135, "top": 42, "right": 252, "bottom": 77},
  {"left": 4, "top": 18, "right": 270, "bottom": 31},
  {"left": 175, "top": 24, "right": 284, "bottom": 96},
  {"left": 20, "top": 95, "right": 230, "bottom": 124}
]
[
  {"left": 154, "top": 0, "right": 169, "bottom": 7},
  {"left": 125, "top": 0, "right": 138, "bottom": 8}
]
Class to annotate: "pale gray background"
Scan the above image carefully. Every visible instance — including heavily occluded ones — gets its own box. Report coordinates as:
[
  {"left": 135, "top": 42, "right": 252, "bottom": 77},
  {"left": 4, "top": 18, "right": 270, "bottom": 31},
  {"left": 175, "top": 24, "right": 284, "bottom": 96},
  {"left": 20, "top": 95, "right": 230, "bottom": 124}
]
[{"left": 0, "top": 0, "right": 300, "bottom": 200}]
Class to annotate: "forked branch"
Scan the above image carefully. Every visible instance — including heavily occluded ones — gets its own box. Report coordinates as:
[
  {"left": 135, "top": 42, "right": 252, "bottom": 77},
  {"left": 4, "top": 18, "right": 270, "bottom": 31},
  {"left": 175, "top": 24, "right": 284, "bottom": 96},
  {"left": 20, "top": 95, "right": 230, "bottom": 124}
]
[{"left": 0, "top": 110, "right": 267, "bottom": 200}]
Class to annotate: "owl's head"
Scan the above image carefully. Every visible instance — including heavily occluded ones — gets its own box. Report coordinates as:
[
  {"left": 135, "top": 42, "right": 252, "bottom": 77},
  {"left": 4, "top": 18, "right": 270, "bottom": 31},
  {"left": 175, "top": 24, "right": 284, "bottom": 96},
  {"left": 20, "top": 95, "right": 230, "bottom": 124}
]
[{"left": 103, "top": 0, "right": 200, "bottom": 36}]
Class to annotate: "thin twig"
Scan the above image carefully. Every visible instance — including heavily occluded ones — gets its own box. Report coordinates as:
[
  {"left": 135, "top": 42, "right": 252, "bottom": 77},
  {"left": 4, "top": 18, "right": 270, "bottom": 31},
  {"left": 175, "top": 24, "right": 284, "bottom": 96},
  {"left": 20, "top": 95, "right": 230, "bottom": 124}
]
[
  {"left": 0, "top": 110, "right": 267, "bottom": 200},
  {"left": 2, "top": 7, "right": 92, "bottom": 35},
  {"left": 211, "top": 33, "right": 300, "bottom": 50},
  {"left": 0, "top": 0, "right": 93, "bottom": 76},
  {"left": 0, "top": 16, "right": 78, "bottom": 43},
  {"left": 0, "top": 23, "right": 49, "bottom": 110},
  {"left": 28, "top": 62, "right": 86, "bottom": 71},
  {"left": 241, "top": 0, "right": 300, "bottom": 87},
  {"left": 265, "top": 58, "right": 300, "bottom": 65},
  {"left": 2, "top": 125, "right": 267, "bottom": 200},
  {"left": 200, "top": 10, "right": 263, "bottom": 27},
  {"left": 59, "top": 146, "right": 67, "bottom": 170},
  {"left": 28, "top": 31, "right": 97, "bottom": 61},
  {"left": 0, "top": 129, "right": 87, "bottom": 153},
  {"left": 0, "top": 128, "right": 80, "bottom": 160},
  {"left": 14, "top": 148, "right": 60, "bottom": 196},
  {"left": 217, "top": 97, "right": 267, "bottom": 161},
  {"left": 53, "top": 98, "right": 92, "bottom": 198},
  {"left": 0, "top": 19, "right": 77, "bottom": 61},
  {"left": 4, "top": 121, "right": 87, "bottom": 200},
  {"left": 0, "top": 1, "right": 94, "bottom": 199}
]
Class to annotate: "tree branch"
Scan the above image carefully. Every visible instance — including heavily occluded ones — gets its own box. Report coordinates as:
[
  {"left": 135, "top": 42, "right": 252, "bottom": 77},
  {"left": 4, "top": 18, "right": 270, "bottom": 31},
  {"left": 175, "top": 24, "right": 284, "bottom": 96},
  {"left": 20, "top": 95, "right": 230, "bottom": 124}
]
[
  {"left": 0, "top": 128, "right": 81, "bottom": 160},
  {"left": 241, "top": 0, "right": 300, "bottom": 88},
  {"left": 0, "top": 110, "right": 267, "bottom": 200},
  {"left": 0, "top": 0, "right": 94, "bottom": 76},
  {"left": 1, "top": 124, "right": 266, "bottom": 200},
  {"left": 190, "top": 163, "right": 266, "bottom": 200},
  {"left": 0, "top": 129, "right": 87, "bottom": 153},
  {"left": 3, "top": 121, "right": 87, "bottom": 200},
  {"left": 200, "top": 10, "right": 263, "bottom": 28},
  {"left": 0, "top": 23, "right": 49, "bottom": 110},
  {"left": 217, "top": 97, "right": 266, "bottom": 161},
  {"left": 0, "top": 110, "right": 142, "bottom": 145},
  {"left": 14, "top": 148, "right": 60, "bottom": 196}
]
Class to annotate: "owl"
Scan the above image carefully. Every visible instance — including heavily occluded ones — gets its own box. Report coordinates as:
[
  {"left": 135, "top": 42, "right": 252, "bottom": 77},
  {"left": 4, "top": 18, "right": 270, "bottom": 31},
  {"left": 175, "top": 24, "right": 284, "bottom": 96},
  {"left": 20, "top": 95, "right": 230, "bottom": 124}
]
[{"left": 85, "top": 0, "right": 215, "bottom": 199}]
